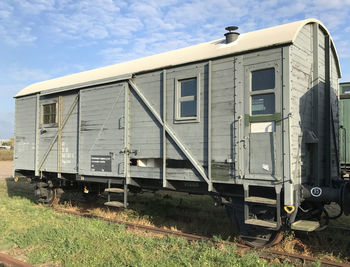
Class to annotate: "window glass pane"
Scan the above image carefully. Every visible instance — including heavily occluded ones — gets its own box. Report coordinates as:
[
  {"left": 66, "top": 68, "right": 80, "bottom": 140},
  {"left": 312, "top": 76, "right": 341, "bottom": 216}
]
[
  {"left": 252, "top": 68, "right": 275, "bottom": 91},
  {"left": 251, "top": 94, "right": 275, "bottom": 115},
  {"left": 181, "top": 78, "right": 197, "bottom": 97},
  {"left": 43, "top": 105, "right": 50, "bottom": 113},
  {"left": 43, "top": 115, "right": 49, "bottom": 124},
  {"left": 43, "top": 103, "right": 56, "bottom": 124},
  {"left": 180, "top": 100, "right": 197, "bottom": 117},
  {"left": 342, "top": 85, "right": 350, "bottom": 94}
]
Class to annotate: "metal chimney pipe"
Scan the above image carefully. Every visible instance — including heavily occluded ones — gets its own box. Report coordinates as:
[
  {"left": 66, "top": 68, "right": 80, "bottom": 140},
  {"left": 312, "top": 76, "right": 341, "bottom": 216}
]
[{"left": 225, "top": 26, "right": 239, "bottom": 44}]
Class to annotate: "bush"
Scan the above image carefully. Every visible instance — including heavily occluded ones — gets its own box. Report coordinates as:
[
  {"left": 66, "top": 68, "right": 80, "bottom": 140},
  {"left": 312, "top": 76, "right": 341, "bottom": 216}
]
[{"left": 0, "top": 149, "right": 13, "bottom": 161}]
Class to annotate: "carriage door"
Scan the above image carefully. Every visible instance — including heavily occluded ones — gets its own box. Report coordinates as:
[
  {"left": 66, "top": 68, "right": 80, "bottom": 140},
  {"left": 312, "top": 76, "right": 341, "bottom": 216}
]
[
  {"left": 79, "top": 83, "right": 125, "bottom": 177},
  {"left": 242, "top": 61, "right": 282, "bottom": 181}
]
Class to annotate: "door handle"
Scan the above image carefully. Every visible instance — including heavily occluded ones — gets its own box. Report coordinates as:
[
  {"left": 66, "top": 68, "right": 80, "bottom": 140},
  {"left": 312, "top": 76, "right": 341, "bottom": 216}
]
[{"left": 241, "top": 136, "right": 249, "bottom": 149}]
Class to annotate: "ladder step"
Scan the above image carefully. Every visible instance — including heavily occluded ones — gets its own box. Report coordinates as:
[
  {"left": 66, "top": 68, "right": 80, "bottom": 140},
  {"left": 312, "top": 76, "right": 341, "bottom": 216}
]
[
  {"left": 291, "top": 220, "right": 320, "bottom": 231},
  {"left": 105, "top": 188, "right": 125, "bottom": 193},
  {"left": 104, "top": 201, "right": 126, "bottom": 208},
  {"left": 245, "top": 196, "right": 276, "bottom": 205},
  {"left": 245, "top": 219, "right": 277, "bottom": 228}
]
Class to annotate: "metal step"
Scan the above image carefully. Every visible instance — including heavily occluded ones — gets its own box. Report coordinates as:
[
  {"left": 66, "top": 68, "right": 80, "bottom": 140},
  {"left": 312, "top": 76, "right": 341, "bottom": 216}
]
[
  {"left": 291, "top": 220, "right": 320, "bottom": 231},
  {"left": 104, "top": 188, "right": 125, "bottom": 193},
  {"left": 245, "top": 219, "right": 277, "bottom": 228},
  {"left": 104, "top": 201, "right": 126, "bottom": 208},
  {"left": 245, "top": 196, "right": 277, "bottom": 205}
]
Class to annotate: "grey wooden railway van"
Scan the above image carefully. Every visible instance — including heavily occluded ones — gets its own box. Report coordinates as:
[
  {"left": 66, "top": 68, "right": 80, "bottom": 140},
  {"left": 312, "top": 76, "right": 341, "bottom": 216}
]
[{"left": 14, "top": 19, "right": 349, "bottom": 246}]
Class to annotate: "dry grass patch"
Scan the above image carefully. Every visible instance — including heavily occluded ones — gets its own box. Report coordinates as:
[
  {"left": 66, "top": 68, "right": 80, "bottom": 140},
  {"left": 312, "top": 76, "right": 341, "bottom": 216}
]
[{"left": 0, "top": 149, "right": 13, "bottom": 161}]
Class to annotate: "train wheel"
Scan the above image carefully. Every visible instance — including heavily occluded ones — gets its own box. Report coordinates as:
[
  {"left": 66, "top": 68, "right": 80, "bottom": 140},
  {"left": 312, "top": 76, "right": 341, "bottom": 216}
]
[
  {"left": 83, "top": 191, "right": 99, "bottom": 203},
  {"left": 44, "top": 188, "right": 60, "bottom": 206},
  {"left": 35, "top": 181, "right": 61, "bottom": 206},
  {"left": 37, "top": 187, "right": 60, "bottom": 206}
]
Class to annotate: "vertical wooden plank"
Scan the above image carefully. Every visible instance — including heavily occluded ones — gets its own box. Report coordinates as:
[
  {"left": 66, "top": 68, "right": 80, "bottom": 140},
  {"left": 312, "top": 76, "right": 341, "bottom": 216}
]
[
  {"left": 236, "top": 55, "right": 244, "bottom": 178},
  {"left": 282, "top": 46, "right": 293, "bottom": 205},
  {"left": 77, "top": 91, "right": 81, "bottom": 174},
  {"left": 35, "top": 94, "right": 40, "bottom": 176},
  {"left": 162, "top": 69, "right": 167, "bottom": 188},
  {"left": 312, "top": 23, "right": 320, "bottom": 186},
  {"left": 124, "top": 83, "right": 130, "bottom": 184},
  {"left": 324, "top": 34, "right": 331, "bottom": 186},
  {"left": 57, "top": 96, "right": 63, "bottom": 178},
  {"left": 208, "top": 61, "right": 213, "bottom": 191}
]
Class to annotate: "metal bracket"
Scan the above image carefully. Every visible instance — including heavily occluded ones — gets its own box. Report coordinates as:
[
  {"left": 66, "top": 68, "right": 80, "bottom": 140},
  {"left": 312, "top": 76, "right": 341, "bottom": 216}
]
[{"left": 121, "top": 147, "right": 137, "bottom": 155}]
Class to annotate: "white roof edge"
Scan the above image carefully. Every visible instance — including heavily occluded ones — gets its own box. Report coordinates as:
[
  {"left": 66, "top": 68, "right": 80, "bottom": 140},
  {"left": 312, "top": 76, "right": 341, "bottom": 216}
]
[{"left": 15, "top": 18, "right": 341, "bottom": 97}]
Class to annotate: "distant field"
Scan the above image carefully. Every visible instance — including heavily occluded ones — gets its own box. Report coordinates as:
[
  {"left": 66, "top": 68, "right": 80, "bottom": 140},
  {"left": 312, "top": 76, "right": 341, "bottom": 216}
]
[
  {"left": 0, "top": 149, "right": 13, "bottom": 161},
  {"left": 0, "top": 179, "right": 276, "bottom": 267}
]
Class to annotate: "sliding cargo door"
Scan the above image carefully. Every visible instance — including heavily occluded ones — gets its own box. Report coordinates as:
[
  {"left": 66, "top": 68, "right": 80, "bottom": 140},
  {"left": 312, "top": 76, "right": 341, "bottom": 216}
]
[
  {"left": 79, "top": 83, "right": 125, "bottom": 177},
  {"left": 241, "top": 60, "right": 283, "bottom": 181}
]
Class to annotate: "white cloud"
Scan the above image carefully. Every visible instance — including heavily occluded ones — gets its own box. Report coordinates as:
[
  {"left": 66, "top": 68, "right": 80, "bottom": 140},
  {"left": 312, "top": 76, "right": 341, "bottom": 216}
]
[
  {"left": 43, "top": 1, "right": 143, "bottom": 41},
  {"left": 0, "top": 1, "right": 13, "bottom": 19},
  {"left": 0, "top": 1, "right": 36, "bottom": 45},
  {"left": 5, "top": 66, "right": 52, "bottom": 83},
  {"left": 311, "top": 0, "right": 350, "bottom": 10},
  {"left": 14, "top": 0, "right": 55, "bottom": 14},
  {"left": 336, "top": 40, "right": 350, "bottom": 59}
]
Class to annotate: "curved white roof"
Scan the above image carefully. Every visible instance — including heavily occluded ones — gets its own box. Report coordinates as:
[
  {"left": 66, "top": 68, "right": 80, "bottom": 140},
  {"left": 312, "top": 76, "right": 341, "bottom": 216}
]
[{"left": 16, "top": 18, "right": 341, "bottom": 97}]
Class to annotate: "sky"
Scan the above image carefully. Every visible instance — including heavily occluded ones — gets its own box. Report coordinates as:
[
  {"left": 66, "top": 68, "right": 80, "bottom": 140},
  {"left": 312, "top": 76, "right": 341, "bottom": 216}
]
[{"left": 1, "top": 0, "right": 350, "bottom": 138}]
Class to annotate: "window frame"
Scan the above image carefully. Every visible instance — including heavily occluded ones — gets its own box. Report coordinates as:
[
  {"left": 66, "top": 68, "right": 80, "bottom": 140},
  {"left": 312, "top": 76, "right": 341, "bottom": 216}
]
[
  {"left": 41, "top": 101, "right": 58, "bottom": 127},
  {"left": 249, "top": 66, "right": 276, "bottom": 116},
  {"left": 174, "top": 74, "right": 200, "bottom": 123}
]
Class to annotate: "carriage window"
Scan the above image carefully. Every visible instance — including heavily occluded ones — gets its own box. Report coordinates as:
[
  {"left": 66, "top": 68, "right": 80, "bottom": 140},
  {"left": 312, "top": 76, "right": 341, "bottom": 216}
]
[
  {"left": 42, "top": 103, "right": 57, "bottom": 125},
  {"left": 252, "top": 68, "right": 275, "bottom": 91},
  {"left": 251, "top": 94, "right": 275, "bottom": 115},
  {"left": 342, "top": 85, "right": 350, "bottom": 94},
  {"left": 176, "top": 77, "right": 199, "bottom": 121}
]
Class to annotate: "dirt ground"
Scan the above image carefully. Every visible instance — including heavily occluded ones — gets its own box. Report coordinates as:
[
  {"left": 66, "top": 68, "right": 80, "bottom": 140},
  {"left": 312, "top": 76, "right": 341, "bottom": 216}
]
[{"left": 0, "top": 161, "right": 13, "bottom": 178}]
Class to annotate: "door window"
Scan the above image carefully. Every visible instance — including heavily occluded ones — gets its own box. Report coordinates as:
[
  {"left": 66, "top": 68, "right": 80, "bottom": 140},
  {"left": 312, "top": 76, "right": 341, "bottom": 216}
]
[{"left": 250, "top": 68, "right": 275, "bottom": 115}]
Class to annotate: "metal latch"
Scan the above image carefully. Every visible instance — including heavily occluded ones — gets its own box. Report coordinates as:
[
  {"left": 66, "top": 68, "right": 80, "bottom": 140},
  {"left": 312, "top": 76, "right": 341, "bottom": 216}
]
[
  {"left": 241, "top": 136, "right": 249, "bottom": 148},
  {"left": 121, "top": 147, "right": 137, "bottom": 155}
]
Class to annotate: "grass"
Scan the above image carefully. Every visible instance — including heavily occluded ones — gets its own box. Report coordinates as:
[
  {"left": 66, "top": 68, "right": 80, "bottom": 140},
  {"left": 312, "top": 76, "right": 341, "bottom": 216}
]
[
  {"left": 0, "top": 149, "right": 13, "bottom": 161},
  {"left": 0, "top": 179, "right": 289, "bottom": 267}
]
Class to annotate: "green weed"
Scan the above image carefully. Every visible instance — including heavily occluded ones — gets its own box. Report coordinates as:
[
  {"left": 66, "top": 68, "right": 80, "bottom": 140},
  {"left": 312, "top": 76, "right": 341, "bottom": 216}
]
[{"left": 0, "top": 179, "right": 290, "bottom": 266}]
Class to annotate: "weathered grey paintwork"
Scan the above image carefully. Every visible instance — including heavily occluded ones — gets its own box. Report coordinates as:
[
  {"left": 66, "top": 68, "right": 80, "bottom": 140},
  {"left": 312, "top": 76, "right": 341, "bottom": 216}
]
[{"left": 14, "top": 21, "right": 340, "bottom": 209}]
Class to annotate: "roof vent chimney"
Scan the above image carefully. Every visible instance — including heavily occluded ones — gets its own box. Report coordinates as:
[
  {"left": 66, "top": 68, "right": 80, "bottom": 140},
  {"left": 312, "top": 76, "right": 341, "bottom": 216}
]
[{"left": 225, "top": 26, "right": 239, "bottom": 44}]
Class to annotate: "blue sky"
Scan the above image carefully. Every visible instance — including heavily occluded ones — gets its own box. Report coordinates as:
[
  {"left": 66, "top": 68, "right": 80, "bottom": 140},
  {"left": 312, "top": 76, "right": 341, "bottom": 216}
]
[{"left": 1, "top": 0, "right": 350, "bottom": 138}]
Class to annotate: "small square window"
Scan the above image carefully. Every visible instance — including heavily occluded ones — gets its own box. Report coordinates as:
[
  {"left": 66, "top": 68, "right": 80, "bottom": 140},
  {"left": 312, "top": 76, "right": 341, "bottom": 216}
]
[
  {"left": 42, "top": 103, "right": 57, "bottom": 125},
  {"left": 251, "top": 93, "right": 275, "bottom": 115},
  {"left": 252, "top": 68, "right": 275, "bottom": 91},
  {"left": 176, "top": 77, "right": 199, "bottom": 122}
]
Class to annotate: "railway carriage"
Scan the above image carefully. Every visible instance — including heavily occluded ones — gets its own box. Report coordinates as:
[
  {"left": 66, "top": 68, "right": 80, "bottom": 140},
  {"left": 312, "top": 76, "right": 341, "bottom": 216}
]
[
  {"left": 14, "top": 18, "right": 350, "bottom": 246},
  {"left": 340, "top": 82, "right": 350, "bottom": 173}
]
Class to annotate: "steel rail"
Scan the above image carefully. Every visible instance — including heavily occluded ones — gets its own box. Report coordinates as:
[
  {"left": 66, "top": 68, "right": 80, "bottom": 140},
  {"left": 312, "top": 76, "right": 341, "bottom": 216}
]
[
  {"left": 0, "top": 252, "right": 33, "bottom": 267},
  {"left": 53, "top": 207, "right": 349, "bottom": 267}
]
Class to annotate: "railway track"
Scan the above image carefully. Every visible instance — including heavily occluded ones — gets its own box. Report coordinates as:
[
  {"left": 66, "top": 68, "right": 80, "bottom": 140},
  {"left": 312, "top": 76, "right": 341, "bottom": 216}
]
[
  {"left": 0, "top": 252, "right": 32, "bottom": 267},
  {"left": 4, "top": 180, "right": 350, "bottom": 266},
  {"left": 328, "top": 225, "right": 350, "bottom": 232},
  {"left": 53, "top": 206, "right": 350, "bottom": 267}
]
